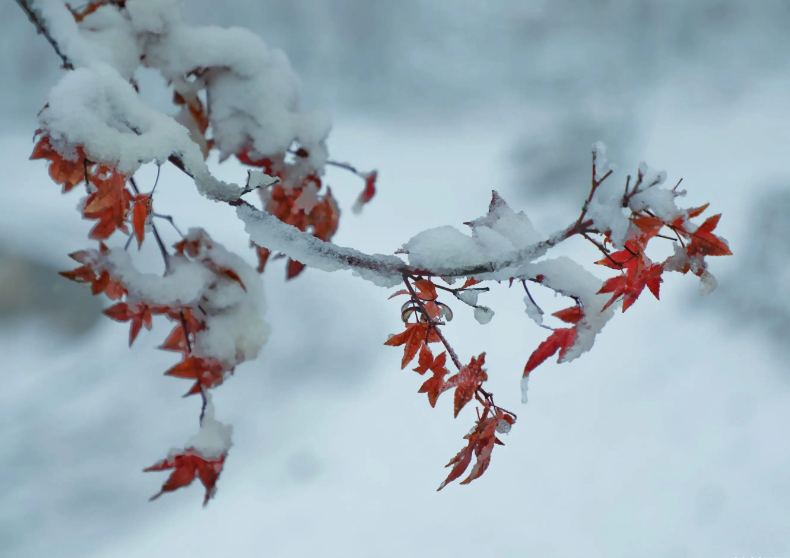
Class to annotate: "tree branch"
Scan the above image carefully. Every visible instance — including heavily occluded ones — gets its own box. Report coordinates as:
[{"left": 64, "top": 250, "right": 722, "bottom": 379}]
[{"left": 16, "top": 0, "right": 73, "bottom": 70}]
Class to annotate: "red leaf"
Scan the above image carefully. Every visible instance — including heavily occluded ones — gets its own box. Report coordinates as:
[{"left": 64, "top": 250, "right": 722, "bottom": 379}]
[
  {"left": 145, "top": 450, "right": 226, "bottom": 506},
  {"left": 286, "top": 259, "right": 306, "bottom": 279},
  {"left": 384, "top": 323, "right": 441, "bottom": 369},
  {"left": 441, "top": 353, "right": 487, "bottom": 418},
  {"left": 414, "top": 279, "right": 437, "bottom": 301},
  {"left": 461, "top": 277, "right": 480, "bottom": 289},
  {"left": 388, "top": 289, "right": 410, "bottom": 299},
  {"left": 437, "top": 407, "right": 503, "bottom": 491},
  {"left": 524, "top": 328, "right": 577, "bottom": 374},
  {"left": 164, "top": 357, "right": 225, "bottom": 394},
  {"left": 132, "top": 194, "right": 150, "bottom": 247},
  {"left": 686, "top": 214, "right": 732, "bottom": 257},
  {"left": 30, "top": 135, "right": 86, "bottom": 192},
  {"left": 103, "top": 302, "right": 130, "bottom": 321},
  {"left": 552, "top": 306, "right": 584, "bottom": 324},
  {"left": 218, "top": 267, "right": 246, "bottom": 291},
  {"left": 686, "top": 203, "right": 709, "bottom": 219},
  {"left": 358, "top": 170, "right": 377, "bottom": 205},
  {"left": 251, "top": 243, "right": 270, "bottom": 274}
]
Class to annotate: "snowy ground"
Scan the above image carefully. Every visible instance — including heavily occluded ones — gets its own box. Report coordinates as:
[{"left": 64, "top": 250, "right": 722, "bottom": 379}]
[{"left": 1, "top": 79, "right": 789, "bottom": 557}]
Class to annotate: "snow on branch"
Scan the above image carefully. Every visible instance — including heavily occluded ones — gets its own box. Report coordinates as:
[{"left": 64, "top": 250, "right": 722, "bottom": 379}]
[{"left": 21, "top": 0, "right": 733, "bottom": 501}]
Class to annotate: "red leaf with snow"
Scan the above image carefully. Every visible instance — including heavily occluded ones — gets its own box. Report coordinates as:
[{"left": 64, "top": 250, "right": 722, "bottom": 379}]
[
  {"left": 145, "top": 450, "right": 226, "bottom": 506},
  {"left": 524, "top": 328, "right": 577, "bottom": 374},
  {"left": 441, "top": 353, "right": 487, "bottom": 418}
]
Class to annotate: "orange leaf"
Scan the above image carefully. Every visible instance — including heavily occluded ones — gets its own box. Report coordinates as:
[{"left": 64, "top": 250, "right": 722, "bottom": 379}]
[
  {"left": 132, "top": 194, "right": 150, "bottom": 247},
  {"left": 384, "top": 323, "right": 440, "bottom": 369},
  {"left": 414, "top": 279, "right": 437, "bottom": 301},
  {"left": 145, "top": 450, "right": 226, "bottom": 506}
]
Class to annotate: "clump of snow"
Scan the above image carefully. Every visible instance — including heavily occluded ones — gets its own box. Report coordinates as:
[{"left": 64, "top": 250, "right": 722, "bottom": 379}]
[
  {"left": 629, "top": 187, "right": 683, "bottom": 223},
  {"left": 293, "top": 181, "right": 320, "bottom": 213},
  {"left": 468, "top": 191, "right": 541, "bottom": 250},
  {"left": 587, "top": 194, "right": 630, "bottom": 248},
  {"left": 402, "top": 192, "right": 546, "bottom": 276},
  {"left": 100, "top": 249, "right": 214, "bottom": 306},
  {"left": 474, "top": 306, "right": 494, "bottom": 325},
  {"left": 456, "top": 290, "right": 479, "bottom": 307},
  {"left": 247, "top": 170, "right": 280, "bottom": 191},
  {"left": 520, "top": 374, "right": 529, "bottom": 404},
  {"left": 496, "top": 419, "right": 512, "bottom": 434},
  {"left": 188, "top": 396, "right": 232, "bottom": 460},
  {"left": 699, "top": 270, "right": 718, "bottom": 296},
  {"left": 592, "top": 141, "right": 617, "bottom": 181},
  {"left": 238, "top": 204, "right": 404, "bottom": 288},
  {"left": 523, "top": 294, "right": 544, "bottom": 325},
  {"left": 181, "top": 229, "right": 271, "bottom": 368}
]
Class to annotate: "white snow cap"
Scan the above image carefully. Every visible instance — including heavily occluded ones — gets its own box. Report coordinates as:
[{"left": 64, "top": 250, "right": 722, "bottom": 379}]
[{"left": 188, "top": 396, "right": 233, "bottom": 460}]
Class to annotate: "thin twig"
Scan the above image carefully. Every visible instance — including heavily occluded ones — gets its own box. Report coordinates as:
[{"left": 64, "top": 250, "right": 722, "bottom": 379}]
[
  {"left": 130, "top": 177, "right": 171, "bottom": 272},
  {"left": 15, "top": 0, "right": 74, "bottom": 70}
]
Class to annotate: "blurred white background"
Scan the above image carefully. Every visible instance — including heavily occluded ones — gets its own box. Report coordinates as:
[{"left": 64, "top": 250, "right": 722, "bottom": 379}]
[{"left": 1, "top": 1, "right": 788, "bottom": 557}]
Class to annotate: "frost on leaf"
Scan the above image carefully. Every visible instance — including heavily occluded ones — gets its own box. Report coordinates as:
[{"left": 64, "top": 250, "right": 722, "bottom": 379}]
[{"left": 441, "top": 353, "right": 487, "bottom": 418}]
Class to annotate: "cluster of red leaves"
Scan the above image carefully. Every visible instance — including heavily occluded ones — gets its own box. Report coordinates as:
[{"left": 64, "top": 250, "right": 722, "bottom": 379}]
[
  {"left": 238, "top": 151, "right": 340, "bottom": 278},
  {"left": 386, "top": 277, "right": 515, "bottom": 489},
  {"left": 438, "top": 405, "right": 514, "bottom": 491},
  {"left": 144, "top": 450, "right": 225, "bottom": 506},
  {"left": 524, "top": 202, "right": 731, "bottom": 379},
  {"left": 595, "top": 204, "right": 730, "bottom": 312},
  {"left": 238, "top": 147, "right": 376, "bottom": 279},
  {"left": 30, "top": 134, "right": 152, "bottom": 243}
]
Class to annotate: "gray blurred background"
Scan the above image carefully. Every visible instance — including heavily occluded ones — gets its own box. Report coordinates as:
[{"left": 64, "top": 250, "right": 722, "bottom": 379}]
[{"left": 1, "top": 1, "right": 789, "bottom": 557}]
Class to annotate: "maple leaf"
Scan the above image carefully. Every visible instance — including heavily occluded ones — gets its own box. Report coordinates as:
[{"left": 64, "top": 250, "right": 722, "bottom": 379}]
[
  {"left": 103, "top": 302, "right": 155, "bottom": 345},
  {"left": 145, "top": 450, "right": 226, "bottom": 506},
  {"left": 413, "top": 346, "right": 450, "bottom": 407},
  {"left": 160, "top": 324, "right": 190, "bottom": 357},
  {"left": 83, "top": 171, "right": 132, "bottom": 239},
  {"left": 686, "top": 214, "right": 732, "bottom": 257},
  {"left": 524, "top": 327, "right": 577, "bottom": 374},
  {"left": 461, "top": 277, "right": 480, "bottom": 289},
  {"left": 631, "top": 215, "right": 665, "bottom": 241},
  {"left": 165, "top": 356, "right": 226, "bottom": 395},
  {"left": 441, "top": 353, "right": 487, "bottom": 418},
  {"left": 437, "top": 406, "right": 502, "bottom": 491},
  {"left": 388, "top": 289, "right": 410, "bottom": 299},
  {"left": 131, "top": 194, "right": 151, "bottom": 247},
  {"left": 552, "top": 306, "right": 584, "bottom": 324},
  {"left": 286, "top": 259, "right": 306, "bottom": 279},
  {"left": 251, "top": 242, "right": 270, "bottom": 273},
  {"left": 354, "top": 170, "right": 377, "bottom": 208},
  {"left": 598, "top": 262, "right": 664, "bottom": 312},
  {"left": 414, "top": 279, "right": 438, "bottom": 301},
  {"left": 384, "top": 323, "right": 441, "bottom": 369},
  {"left": 30, "top": 135, "right": 86, "bottom": 192},
  {"left": 686, "top": 203, "right": 709, "bottom": 219}
]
